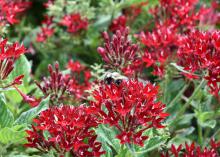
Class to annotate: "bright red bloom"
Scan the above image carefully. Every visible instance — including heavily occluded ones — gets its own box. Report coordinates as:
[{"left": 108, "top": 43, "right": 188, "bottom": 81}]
[
  {"left": 150, "top": 0, "right": 204, "bottom": 30},
  {"left": 140, "top": 24, "right": 178, "bottom": 77},
  {"left": 177, "top": 30, "right": 220, "bottom": 98},
  {"left": 0, "top": 0, "right": 31, "bottom": 25},
  {"left": 88, "top": 79, "right": 168, "bottom": 146},
  {"left": 109, "top": 15, "right": 127, "bottom": 33},
  {"left": 0, "top": 39, "right": 26, "bottom": 87},
  {"left": 25, "top": 105, "right": 105, "bottom": 157},
  {"left": 36, "top": 16, "right": 54, "bottom": 42},
  {"left": 60, "top": 13, "right": 88, "bottom": 34},
  {"left": 98, "top": 27, "right": 142, "bottom": 76},
  {"left": 161, "top": 139, "right": 220, "bottom": 157}
]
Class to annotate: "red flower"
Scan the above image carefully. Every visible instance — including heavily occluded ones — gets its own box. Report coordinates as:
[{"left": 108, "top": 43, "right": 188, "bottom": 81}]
[
  {"left": 98, "top": 27, "right": 142, "bottom": 76},
  {"left": 161, "top": 139, "right": 220, "bottom": 157},
  {"left": 109, "top": 15, "right": 127, "bottom": 33},
  {"left": 88, "top": 79, "right": 168, "bottom": 146},
  {"left": 60, "top": 13, "right": 88, "bottom": 34},
  {"left": 177, "top": 30, "right": 220, "bottom": 98},
  {"left": 0, "top": 39, "right": 26, "bottom": 87},
  {"left": 0, "top": 0, "right": 31, "bottom": 25},
  {"left": 140, "top": 24, "right": 178, "bottom": 77},
  {"left": 25, "top": 105, "right": 105, "bottom": 157},
  {"left": 36, "top": 16, "right": 54, "bottom": 42}
]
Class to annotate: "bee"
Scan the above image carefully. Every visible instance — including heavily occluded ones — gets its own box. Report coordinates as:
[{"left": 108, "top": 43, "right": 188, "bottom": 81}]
[
  {"left": 102, "top": 71, "right": 148, "bottom": 86},
  {"left": 102, "top": 71, "right": 128, "bottom": 85}
]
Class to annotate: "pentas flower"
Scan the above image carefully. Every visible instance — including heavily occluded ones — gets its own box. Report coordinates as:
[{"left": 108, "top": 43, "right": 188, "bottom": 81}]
[
  {"left": 88, "top": 79, "right": 168, "bottom": 146},
  {"left": 66, "top": 60, "right": 92, "bottom": 102},
  {"left": 140, "top": 24, "right": 178, "bottom": 77},
  {"left": 0, "top": 39, "right": 26, "bottom": 88},
  {"left": 177, "top": 30, "right": 220, "bottom": 98},
  {"left": 60, "top": 13, "right": 88, "bottom": 34},
  {"left": 25, "top": 105, "right": 105, "bottom": 157},
  {"left": 35, "top": 62, "right": 71, "bottom": 106},
  {"left": 97, "top": 27, "right": 142, "bottom": 76},
  {"left": 0, "top": 0, "right": 31, "bottom": 25},
  {"left": 109, "top": 1, "right": 148, "bottom": 33},
  {"left": 161, "top": 139, "right": 220, "bottom": 157},
  {"left": 150, "top": 0, "right": 205, "bottom": 30},
  {"left": 109, "top": 15, "right": 127, "bottom": 33},
  {"left": 36, "top": 16, "right": 54, "bottom": 42},
  {"left": 199, "top": 1, "right": 220, "bottom": 30}
]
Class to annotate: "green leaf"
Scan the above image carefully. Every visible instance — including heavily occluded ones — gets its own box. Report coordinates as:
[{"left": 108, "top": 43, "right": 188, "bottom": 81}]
[
  {"left": 0, "top": 125, "right": 26, "bottom": 144},
  {"left": 0, "top": 94, "right": 14, "bottom": 128},
  {"left": 96, "top": 124, "right": 120, "bottom": 155},
  {"left": 136, "top": 128, "right": 169, "bottom": 155},
  {"left": 14, "top": 97, "right": 49, "bottom": 125},
  {"left": 8, "top": 55, "right": 31, "bottom": 86}
]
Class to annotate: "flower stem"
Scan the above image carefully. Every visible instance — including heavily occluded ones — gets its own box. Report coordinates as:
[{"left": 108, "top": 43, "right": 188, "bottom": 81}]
[
  {"left": 166, "top": 83, "right": 189, "bottom": 111},
  {"left": 169, "top": 79, "right": 206, "bottom": 126},
  {"left": 126, "top": 144, "right": 137, "bottom": 157}
]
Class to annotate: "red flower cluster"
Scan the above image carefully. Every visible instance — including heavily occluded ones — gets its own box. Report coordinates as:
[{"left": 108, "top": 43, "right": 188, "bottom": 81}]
[
  {"left": 25, "top": 105, "right": 105, "bottom": 157},
  {"left": 150, "top": 0, "right": 204, "bottom": 30},
  {"left": 0, "top": 0, "right": 31, "bottom": 25},
  {"left": 109, "top": 1, "right": 148, "bottom": 33},
  {"left": 140, "top": 24, "right": 178, "bottom": 77},
  {"left": 60, "top": 13, "right": 88, "bottom": 34},
  {"left": 36, "top": 16, "right": 54, "bottom": 42},
  {"left": 88, "top": 79, "right": 168, "bottom": 146},
  {"left": 0, "top": 39, "right": 26, "bottom": 87},
  {"left": 35, "top": 62, "right": 71, "bottom": 106},
  {"left": 139, "top": 0, "right": 218, "bottom": 77},
  {"left": 177, "top": 30, "right": 220, "bottom": 98},
  {"left": 98, "top": 27, "right": 142, "bottom": 76},
  {"left": 109, "top": 15, "right": 127, "bottom": 33},
  {"left": 66, "top": 60, "right": 91, "bottom": 102},
  {"left": 161, "top": 139, "right": 220, "bottom": 157}
]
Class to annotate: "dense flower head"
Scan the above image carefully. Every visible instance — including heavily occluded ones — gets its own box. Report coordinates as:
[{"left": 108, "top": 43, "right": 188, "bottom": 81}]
[
  {"left": 35, "top": 62, "right": 71, "bottom": 106},
  {"left": 177, "top": 30, "right": 220, "bottom": 98},
  {"left": 0, "top": 0, "right": 31, "bottom": 25},
  {"left": 88, "top": 79, "right": 168, "bottom": 146},
  {"left": 36, "top": 16, "right": 54, "bottom": 43},
  {"left": 161, "top": 139, "right": 220, "bottom": 157},
  {"left": 60, "top": 13, "right": 88, "bottom": 34},
  {"left": 140, "top": 24, "right": 178, "bottom": 77},
  {"left": 0, "top": 38, "right": 26, "bottom": 87},
  {"left": 109, "top": 15, "right": 127, "bottom": 33},
  {"left": 150, "top": 0, "right": 205, "bottom": 30},
  {"left": 97, "top": 27, "right": 142, "bottom": 76},
  {"left": 25, "top": 105, "right": 105, "bottom": 157},
  {"left": 66, "top": 60, "right": 92, "bottom": 102}
]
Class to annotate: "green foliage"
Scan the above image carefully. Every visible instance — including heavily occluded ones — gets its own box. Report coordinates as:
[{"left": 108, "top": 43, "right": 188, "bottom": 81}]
[{"left": 15, "top": 97, "right": 49, "bottom": 125}]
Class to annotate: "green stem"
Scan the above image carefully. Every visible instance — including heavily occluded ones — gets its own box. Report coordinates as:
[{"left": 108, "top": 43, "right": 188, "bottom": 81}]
[
  {"left": 163, "top": 72, "right": 169, "bottom": 104},
  {"left": 198, "top": 119, "right": 203, "bottom": 145},
  {"left": 126, "top": 144, "right": 137, "bottom": 157},
  {"left": 169, "top": 79, "right": 206, "bottom": 126},
  {"left": 166, "top": 83, "right": 189, "bottom": 111}
]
